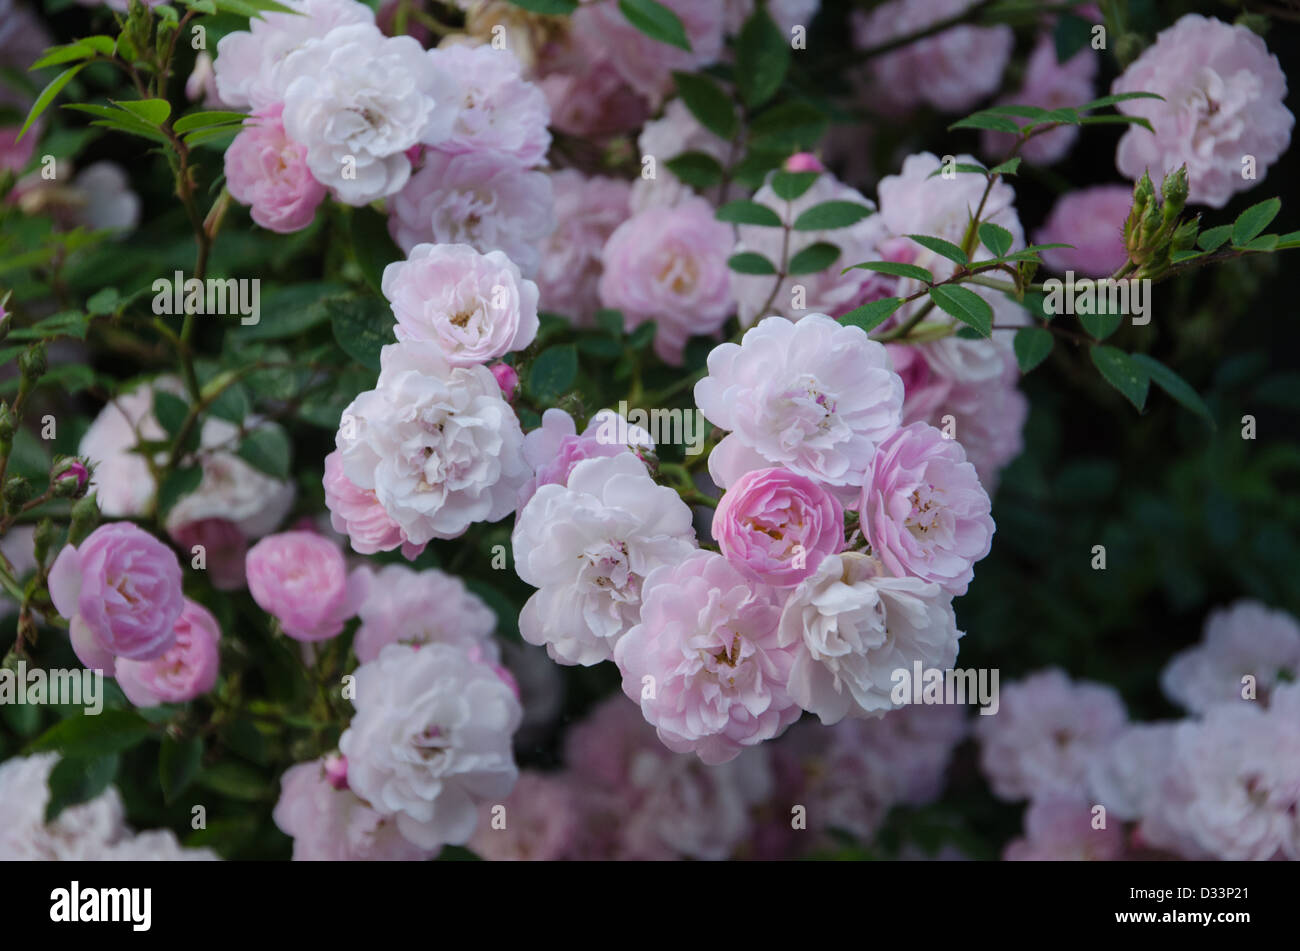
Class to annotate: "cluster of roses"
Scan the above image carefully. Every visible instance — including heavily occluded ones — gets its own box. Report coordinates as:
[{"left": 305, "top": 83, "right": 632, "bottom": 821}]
[{"left": 979, "top": 601, "right": 1300, "bottom": 862}]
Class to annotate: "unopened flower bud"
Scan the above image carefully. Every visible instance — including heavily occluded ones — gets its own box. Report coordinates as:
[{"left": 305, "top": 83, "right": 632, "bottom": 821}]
[
  {"left": 68, "top": 492, "right": 100, "bottom": 546},
  {"left": 18, "top": 343, "right": 46, "bottom": 381},
  {"left": 4, "top": 475, "right": 33, "bottom": 509},
  {"left": 51, "top": 457, "right": 90, "bottom": 499},
  {"left": 0, "top": 401, "right": 13, "bottom": 443},
  {"left": 784, "top": 152, "right": 825, "bottom": 173},
  {"left": 488, "top": 362, "right": 519, "bottom": 402},
  {"left": 1161, "top": 165, "right": 1189, "bottom": 224},
  {"left": 33, "top": 517, "right": 56, "bottom": 566}
]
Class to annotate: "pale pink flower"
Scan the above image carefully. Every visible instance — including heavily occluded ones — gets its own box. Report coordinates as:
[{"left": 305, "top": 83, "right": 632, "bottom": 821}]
[
  {"left": 1112, "top": 13, "right": 1294, "bottom": 208},
  {"left": 468, "top": 771, "right": 578, "bottom": 861},
  {"left": 539, "top": 52, "right": 650, "bottom": 141},
  {"left": 0, "top": 754, "right": 126, "bottom": 860},
  {"left": 517, "top": 408, "right": 653, "bottom": 511},
  {"left": 1035, "top": 185, "right": 1132, "bottom": 277},
  {"left": 536, "top": 170, "right": 630, "bottom": 327},
  {"left": 614, "top": 549, "right": 800, "bottom": 764},
  {"left": 858, "top": 422, "right": 994, "bottom": 596},
  {"left": 274, "top": 759, "right": 434, "bottom": 861},
  {"left": 47, "top": 522, "right": 185, "bottom": 673},
  {"left": 713, "top": 467, "right": 844, "bottom": 587},
  {"left": 224, "top": 104, "right": 327, "bottom": 234},
  {"left": 1160, "top": 600, "right": 1300, "bottom": 713},
  {"left": 428, "top": 43, "right": 551, "bottom": 165},
  {"left": 382, "top": 242, "right": 539, "bottom": 366},
  {"left": 1004, "top": 796, "right": 1125, "bottom": 861},
  {"left": 630, "top": 98, "right": 736, "bottom": 211},
  {"left": 852, "top": 0, "right": 1013, "bottom": 114},
  {"left": 695, "top": 314, "right": 903, "bottom": 490},
  {"left": 387, "top": 150, "right": 554, "bottom": 277},
  {"left": 490, "top": 362, "right": 519, "bottom": 401},
  {"left": 322, "top": 450, "right": 426, "bottom": 560},
  {"left": 352, "top": 563, "right": 497, "bottom": 663},
  {"left": 598, "top": 196, "right": 734, "bottom": 365},
  {"left": 975, "top": 668, "right": 1127, "bottom": 802},
  {"left": 245, "top": 530, "right": 368, "bottom": 641},
  {"left": 114, "top": 599, "right": 221, "bottom": 707}
]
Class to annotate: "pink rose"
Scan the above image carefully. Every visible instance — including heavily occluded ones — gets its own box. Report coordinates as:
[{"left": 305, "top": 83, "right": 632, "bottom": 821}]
[
  {"left": 859, "top": 422, "right": 994, "bottom": 596},
  {"left": 489, "top": 362, "right": 519, "bottom": 401},
  {"left": 598, "top": 197, "right": 734, "bottom": 366},
  {"left": 614, "top": 550, "right": 800, "bottom": 765},
  {"left": 713, "top": 467, "right": 844, "bottom": 588},
  {"left": 224, "top": 104, "right": 327, "bottom": 234},
  {"left": 48, "top": 522, "right": 185, "bottom": 673},
  {"left": 115, "top": 599, "right": 221, "bottom": 707},
  {"left": 322, "top": 450, "right": 426, "bottom": 560},
  {"left": 245, "top": 530, "right": 368, "bottom": 641},
  {"left": 1035, "top": 185, "right": 1132, "bottom": 277}
]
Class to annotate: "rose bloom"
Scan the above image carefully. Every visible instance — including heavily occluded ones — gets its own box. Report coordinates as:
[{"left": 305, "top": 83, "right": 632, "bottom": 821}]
[
  {"left": 517, "top": 407, "right": 654, "bottom": 511},
  {"left": 467, "top": 770, "right": 578, "bottom": 861},
  {"left": 336, "top": 341, "right": 530, "bottom": 544},
  {"left": 352, "top": 563, "right": 497, "bottom": 663},
  {"left": 322, "top": 449, "right": 425, "bottom": 560},
  {"left": 274, "top": 759, "right": 434, "bottom": 861},
  {"left": 630, "top": 98, "right": 737, "bottom": 211},
  {"left": 339, "top": 643, "right": 522, "bottom": 850},
  {"left": 48, "top": 522, "right": 185, "bottom": 673},
  {"left": 1034, "top": 185, "right": 1132, "bottom": 277},
  {"left": 695, "top": 314, "right": 903, "bottom": 490},
  {"left": 777, "top": 553, "right": 961, "bottom": 724},
  {"left": 213, "top": 0, "right": 376, "bottom": 111},
  {"left": 245, "top": 531, "right": 368, "bottom": 641},
  {"left": 539, "top": 49, "right": 650, "bottom": 142},
  {"left": 115, "top": 599, "right": 221, "bottom": 707},
  {"left": 224, "top": 104, "right": 326, "bottom": 234},
  {"left": 597, "top": 197, "right": 734, "bottom": 365},
  {"left": 615, "top": 550, "right": 800, "bottom": 765},
  {"left": 280, "top": 23, "right": 456, "bottom": 205},
  {"left": 381, "top": 242, "right": 539, "bottom": 366},
  {"left": 859, "top": 422, "right": 994, "bottom": 597},
  {"left": 427, "top": 43, "right": 551, "bottom": 166},
  {"left": 169, "top": 518, "right": 248, "bottom": 591},
  {"left": 981, "top": 36, "right": 1097, "bottom": 166},
  {"left": 713, "top": 467, "right": 844, "bottom": 587},
  {"left": 535, "top": 170, "right": 630, "bottom": 327},
  {"left": 852, "top": 0, "right": 1013, "bottom": 114},
  {"left": 1004, "top": 797, "right": 1125, "bottom": 861},
  {"left": 512, "top": 453, "right": 696, "bottom": 666},
  {"left": 1112, "top": 13, "right": 1294, "bottom": 208},
  {"left": 0, "top": 753, "right": 126, "bottom": 860},
  {"left": 387, "top": 150, "right": 555, "bottom": 277}
]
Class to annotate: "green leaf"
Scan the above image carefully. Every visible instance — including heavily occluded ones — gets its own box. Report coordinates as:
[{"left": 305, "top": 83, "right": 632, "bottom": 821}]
[
  {"left": 846, "top": 261, "right": 934, "bottom": 284},
  {"left": 838, "top": 297, "right": 902, "bottom": 334},
  {"left": 160, "top": 735, "right": 204, "bottom": 804},
  {"left": 237, "top": 281, "right": 345, "bottom": 341},
  {"left": 727, "top": 251, "right": 777, "bottom": 275},
  {"left": 1232, "top": 198, "right": 1282, "bottom": 247},
  {"left": 735, "top": 3, "right": 789, "bottom": 109},
  {"left": 349, "top": 207, "right": 402, "bottom": 297},
  {"left": 787, "top": 242, "right": 840, "bottom": 275},
  {"left": 237, "top": 424, "right": 292, "bottom": 480},
  {"left": 927, "top": 162, "right": 989, "bottom": 178},
  {"left": 77, "top": 36, "right": 117, "bottom": 56},
  {"left": 988, "top": 157, "right": 1022, "bottom": 176},
  {"left": 172, "top": 110, "right": 246, "bottom": 134},
  {"left": 770, "top": 170, "right": 819, "bottom": 201},
  {"left": 983, "top": 104, "right": 1051, "bottom": 120},
  {"left": 1275, "top": 230, "right": 1300, "bottom": 250},
  {"left": 928, "top": 284, "right": 992, "bottom": 337},
  {"left": 110, "top": 98, "right": 171, "bottom": 126},
  {"left": 1053, "top": 13, "right": 1091, "bottom": 62},
  {"left": 327, "top": 295, "right": 396, "bottom": 370},
  {"left": 948, "top": 112, "right": 1021, "bottom": 135},
  {"left": 528, "top": 345, "right": 578, "bottom": 402},
  {"left": 671, "top": 71, "right": 736, "bottom": 141},
  {"left": 1077, "top": 92, "right": 1165, "bottom": 112},
  {"left": 27, "top": 709, "right": 152, "bottom": 758},
  {"left": 665, "top": 151, "right": 724, "bottom": 189},
  {"left": 1243, "top": 233, "right": 1278, "bottom": 252},
  {"left": 1079, "top": 311, "right": 1123, "bottom": 341},
  {"left": 86, "top": 287, "right": 119, "bottom": 315},
  {"left": 618, "top": 0, "right": 691, "bottom": 52},
  {"left": 793, "top": 201, "right": 874, "bottom": 231},
  {"left": 153, "top": 390, "right": 190, "bottom": 439},
  {"left": 45, "top": 754, "right": 119, "bottom": 823},
  {"left": 1077, "top": 114, "right": 1154, "bottom": 132},
  {"left": 207, "top": 381, "right": 250, "bottom": 424},
  {"left": 157, "top": 466, "right": 202, "bottom": 517},
  {"left": 748, "top": 101, "right": 828, "bottom": 151},
  {"left": 1130, "top": 354, "right": 1214, "bottom": 426},
  {"left": 1013, "top": 327, "right": 1053, "bottom": 373},
  {"left": 196, "top": 761, "right": 271, "bottom": 801},
  {"left": 31, "top": 44, "right": 97, "bottom": 70},
  {"left": 1197, "top": 225, "right": 1232, "bottom": 252},
  {"left": 1090, "top": 345, "right": 1149, "bottom": 411},
  {"left": 716, "top": 200, "right": 783, "bottom": 227},
  {"left": 978, "top": 222, "right": 1014, "bottom": 258},
  {"left": 505, "top": 0, "right": 577, "bottom": 13},
  {"left": 905, "top": 234, "right": 967, "bottom": 267},
  {"left": 63, "top": 103, "right": 170, "bottom": 143},
  {"left": 19, "top": 63, "right": 88, "bottom": 141}
]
